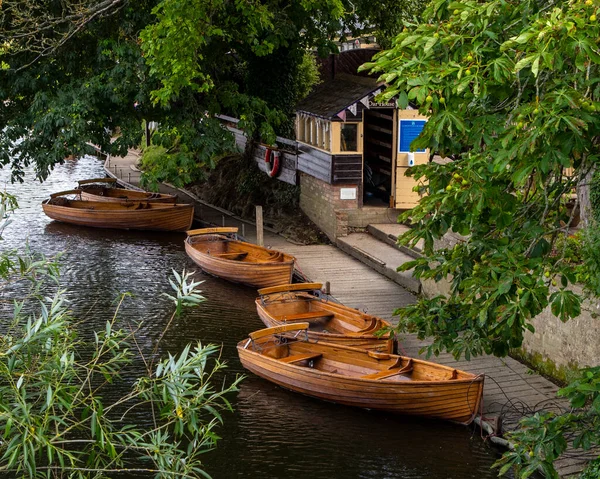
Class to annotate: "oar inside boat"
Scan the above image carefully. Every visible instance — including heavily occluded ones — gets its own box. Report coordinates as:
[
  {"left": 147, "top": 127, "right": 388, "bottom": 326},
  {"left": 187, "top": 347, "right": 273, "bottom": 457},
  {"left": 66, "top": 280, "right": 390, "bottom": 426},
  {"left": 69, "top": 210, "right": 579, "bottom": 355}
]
[{"left": 186, "top": 227, "right": 239, "bottom": 238}]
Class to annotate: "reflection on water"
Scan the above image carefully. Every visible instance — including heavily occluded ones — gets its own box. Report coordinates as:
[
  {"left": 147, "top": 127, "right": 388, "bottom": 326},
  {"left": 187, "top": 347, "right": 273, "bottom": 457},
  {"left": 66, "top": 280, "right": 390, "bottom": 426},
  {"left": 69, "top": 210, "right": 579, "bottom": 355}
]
[{"left": 0, "top": 156, "right": 508, "bottom": 478}]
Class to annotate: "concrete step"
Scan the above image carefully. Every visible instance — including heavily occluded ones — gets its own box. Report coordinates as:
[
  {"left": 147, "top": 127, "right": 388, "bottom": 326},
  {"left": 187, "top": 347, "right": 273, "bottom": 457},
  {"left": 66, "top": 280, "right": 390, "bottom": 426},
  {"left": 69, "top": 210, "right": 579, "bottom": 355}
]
[
  {"left": 367, "top": 223, "right": 423, "bottom": 259},
  {"left": 336, "top": 233, "right": 421, "bottom": 294}
]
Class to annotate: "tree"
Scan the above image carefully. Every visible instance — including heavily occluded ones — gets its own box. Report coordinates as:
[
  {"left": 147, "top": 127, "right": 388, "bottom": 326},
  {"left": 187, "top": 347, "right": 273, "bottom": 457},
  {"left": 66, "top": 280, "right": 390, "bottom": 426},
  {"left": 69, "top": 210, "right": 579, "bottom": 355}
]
[
  {"left": 0, "top": 0, "right": 126, "bottom": 68},
  {"left": 364, "top": 0, "right": 600, "bottom": 476},
  {"left": 0, "top": 0, "right": 423, "bottom": 185},
  {"left": 0, "top": 0, "right": 159, "bottom": 182}
]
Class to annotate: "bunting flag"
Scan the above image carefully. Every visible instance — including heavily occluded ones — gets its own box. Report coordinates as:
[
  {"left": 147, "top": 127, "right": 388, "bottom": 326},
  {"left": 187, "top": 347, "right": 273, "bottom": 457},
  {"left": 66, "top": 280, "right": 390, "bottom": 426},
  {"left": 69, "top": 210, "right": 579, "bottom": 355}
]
[
  {"left": 336, "top": 110, "right": 347, "bottom": 121},
  {"left": 348, "top": 103, "right": 357, "bottom": 116},
  {"left": 360, "top": 95, "right": 370, "bottom": 108}
]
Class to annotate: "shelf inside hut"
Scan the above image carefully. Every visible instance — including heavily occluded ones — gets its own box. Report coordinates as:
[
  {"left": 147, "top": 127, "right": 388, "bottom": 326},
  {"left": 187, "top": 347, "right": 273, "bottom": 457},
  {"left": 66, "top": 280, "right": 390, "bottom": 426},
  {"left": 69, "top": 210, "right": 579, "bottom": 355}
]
[{"left": 363, "top": 108, "right": 395, "bottom": 205}]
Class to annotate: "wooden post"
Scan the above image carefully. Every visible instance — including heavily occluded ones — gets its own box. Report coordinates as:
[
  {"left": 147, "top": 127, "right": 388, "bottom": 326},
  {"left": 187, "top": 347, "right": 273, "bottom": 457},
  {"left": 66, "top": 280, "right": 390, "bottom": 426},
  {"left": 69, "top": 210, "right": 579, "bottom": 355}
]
[
  {"left": 222, "top": 215, "right": 225, "bottom": 227},
  {"left": 324, "top": 281, "right": 331, "bottom": 295},
  {"left": 256, "top": 205, "right": 264, "bottom": 247},
  {"left": 242, "top": 223, "right": 245, "bottom": 238}
]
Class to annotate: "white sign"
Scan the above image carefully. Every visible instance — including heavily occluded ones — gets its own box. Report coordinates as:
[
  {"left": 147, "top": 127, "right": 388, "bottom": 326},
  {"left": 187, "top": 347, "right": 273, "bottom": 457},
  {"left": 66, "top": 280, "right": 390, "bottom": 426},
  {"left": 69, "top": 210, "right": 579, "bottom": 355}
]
[{"left": 340, "top": 187, "right": 357, "bottom": 200}]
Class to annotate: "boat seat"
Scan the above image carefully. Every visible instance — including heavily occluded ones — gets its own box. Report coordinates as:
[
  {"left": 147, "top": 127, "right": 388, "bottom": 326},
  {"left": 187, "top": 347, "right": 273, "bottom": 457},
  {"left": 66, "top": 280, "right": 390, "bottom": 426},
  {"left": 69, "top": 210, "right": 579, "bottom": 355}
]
[
  {"left": 361, "top": 360, "right": 413, "bottom": 380},
  {"left": 356, "top": 318, "right": 378, "bottom": 333},
  {"left": 211, "top": 252, "right": 248, "bottom": 260},
  {"left": 280, "top": 353, "right": 322, "bottom": 364},
  {"left": 277, "top": 311, "right": 334, "bottom": 322}
]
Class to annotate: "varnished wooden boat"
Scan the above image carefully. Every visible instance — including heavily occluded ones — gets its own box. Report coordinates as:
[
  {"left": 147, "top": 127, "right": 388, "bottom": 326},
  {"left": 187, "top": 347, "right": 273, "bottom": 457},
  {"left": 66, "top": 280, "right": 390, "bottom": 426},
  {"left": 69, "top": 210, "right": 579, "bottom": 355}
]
[
  {"left": 256, "top": 283, "right": 394, "bottom": 353},
  {"left": 238, "top": 323, "right": 485, "bottom": 424},
  {"left": 42, "top": 190, "right": 194, "bottom": 232},
  {"left": 184, "top": 227, "right": 295, "bottom": 288},
  {"left": 78, "top": 178, "right": 177, "bottom": 203}
]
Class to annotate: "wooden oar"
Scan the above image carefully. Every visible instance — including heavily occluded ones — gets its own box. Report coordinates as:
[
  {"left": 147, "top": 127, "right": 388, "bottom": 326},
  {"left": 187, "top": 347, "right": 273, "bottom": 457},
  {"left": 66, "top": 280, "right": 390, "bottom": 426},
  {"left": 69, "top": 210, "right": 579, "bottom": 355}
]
[
  {"left": 186, "top": 227, "right": 239, "bottom": 236},
  {"left": 258, "top": 283, "right": 323, "bottom": 296}
]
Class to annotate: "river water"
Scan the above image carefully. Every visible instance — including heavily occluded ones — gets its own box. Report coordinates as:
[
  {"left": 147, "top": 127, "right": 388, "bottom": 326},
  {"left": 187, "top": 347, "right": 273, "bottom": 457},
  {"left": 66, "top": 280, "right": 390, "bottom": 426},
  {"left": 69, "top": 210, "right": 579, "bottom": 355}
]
[{"left": 0, "top": 155, "right": 509, "bottom": 478}]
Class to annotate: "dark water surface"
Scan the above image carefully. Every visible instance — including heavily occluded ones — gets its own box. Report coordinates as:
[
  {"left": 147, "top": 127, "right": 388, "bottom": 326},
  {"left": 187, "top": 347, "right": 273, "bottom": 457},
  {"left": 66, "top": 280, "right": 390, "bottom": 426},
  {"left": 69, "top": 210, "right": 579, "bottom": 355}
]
[{"left": 0, "top": 156, "right": 507, "bottom": 478}]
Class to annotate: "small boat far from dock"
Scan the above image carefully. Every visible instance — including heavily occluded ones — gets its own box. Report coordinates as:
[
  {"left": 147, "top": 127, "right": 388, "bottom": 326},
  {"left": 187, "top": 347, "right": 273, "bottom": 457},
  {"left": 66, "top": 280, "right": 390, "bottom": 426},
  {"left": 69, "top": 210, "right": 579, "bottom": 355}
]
[{"left": 42, "top": 189, "right": 194, "bottom": 232}]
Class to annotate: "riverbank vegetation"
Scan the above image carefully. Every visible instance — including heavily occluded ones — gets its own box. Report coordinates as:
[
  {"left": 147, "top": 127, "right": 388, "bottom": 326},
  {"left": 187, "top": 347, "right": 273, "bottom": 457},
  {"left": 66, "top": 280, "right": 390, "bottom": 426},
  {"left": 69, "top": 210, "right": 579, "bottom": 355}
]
[
  {"left": 366, "top": 0, "right": 600, "bottom": 476},
  {"left": 0, "top": 193, "right": 241, "bottom": 477},
  {"left": 0, "top": 0, "right": 423, "bottom": 186}
]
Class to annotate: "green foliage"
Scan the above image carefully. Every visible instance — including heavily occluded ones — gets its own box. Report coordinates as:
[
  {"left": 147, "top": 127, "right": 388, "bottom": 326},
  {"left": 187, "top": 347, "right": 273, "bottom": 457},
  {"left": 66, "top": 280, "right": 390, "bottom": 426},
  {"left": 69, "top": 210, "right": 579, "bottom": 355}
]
[
  {"left": 369, "top": 0, "right": 600, "bottom": 475},
  {"left": 0, "top": 201, "right": 241, "bottom": 477},
  {"left": 496, "top": 366, "right": 600, "bottom": 478},
  {"left": 581, "top": 458, "right": 600, "bottom": 479},
  {"left": 578, "top": 223, "right": 600, "bottom": 297},
  {"left": 1, "top": 0, "right": 426, "bottom": 183},
  {"left": 370, "top": 0, "right": 600, "bottom": 358},
  {"left": 0, "top": 191, "right": 18, "bottom": 239},
  {"left": 139, "top": 117, "right": 236, "bottom": 190},
  {"left": 0, "top": 1, "right": 156, "bottom": 182}
]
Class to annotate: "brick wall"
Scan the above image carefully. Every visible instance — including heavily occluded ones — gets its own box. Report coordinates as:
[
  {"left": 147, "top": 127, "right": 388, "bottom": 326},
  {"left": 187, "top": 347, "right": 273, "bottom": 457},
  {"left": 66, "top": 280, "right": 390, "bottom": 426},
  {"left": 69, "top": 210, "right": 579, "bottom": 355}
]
[{"left": 299, "top": 173, "right": 358, "bottom": 241}]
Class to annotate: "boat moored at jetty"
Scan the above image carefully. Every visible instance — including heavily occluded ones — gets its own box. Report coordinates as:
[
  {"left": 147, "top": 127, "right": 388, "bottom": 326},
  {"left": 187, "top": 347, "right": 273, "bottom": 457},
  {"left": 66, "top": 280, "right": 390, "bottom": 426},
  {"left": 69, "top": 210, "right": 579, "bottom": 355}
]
[
  {"left": 184, "top": 227, "right": 295, "bottom": 288},
  {"left": 256, "top": 283, "right": 394, "bottom": 352},
  {"left": 78, "top": 178, "right": 177, "bottom": 203},
  {"left": 237, "top": 323, "right": 485, "bottom": 424}
]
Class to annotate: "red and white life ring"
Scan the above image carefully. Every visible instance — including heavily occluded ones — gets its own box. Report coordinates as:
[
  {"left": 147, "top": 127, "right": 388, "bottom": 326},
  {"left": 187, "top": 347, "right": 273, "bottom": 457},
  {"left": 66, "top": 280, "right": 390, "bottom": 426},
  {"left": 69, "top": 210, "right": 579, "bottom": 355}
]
[{"left": 264, "top": 148, "right": 281, "bottom": 178}]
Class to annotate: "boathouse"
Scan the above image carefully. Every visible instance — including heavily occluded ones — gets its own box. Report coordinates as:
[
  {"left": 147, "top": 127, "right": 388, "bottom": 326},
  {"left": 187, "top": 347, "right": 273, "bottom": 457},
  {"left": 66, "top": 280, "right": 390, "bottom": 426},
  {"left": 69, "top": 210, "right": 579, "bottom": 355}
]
[
  {"left": 221, "top": 50, "right": 431, "bottom": 241},
  {"left": 294, "top": 71, "right": 429, "bottom": 240}
]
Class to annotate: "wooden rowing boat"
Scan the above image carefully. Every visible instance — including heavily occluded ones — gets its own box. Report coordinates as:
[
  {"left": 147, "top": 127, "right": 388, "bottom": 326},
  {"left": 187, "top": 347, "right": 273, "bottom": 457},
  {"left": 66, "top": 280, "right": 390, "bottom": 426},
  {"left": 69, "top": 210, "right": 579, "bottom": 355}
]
[
  {"left": 256, "top": 283, "right": 394, "bottom": 353},
  {"left": 42, "top": 190, "right": 194, "bottom": 232},
  {"left": 238, "top": 323, "right": 484, "bottom": 424},
  {"left": 184, "top": 227, "right": 295, "bottom": 288},
  {"left": 78, "top": 178, "right": 177, "bottom": 203}
]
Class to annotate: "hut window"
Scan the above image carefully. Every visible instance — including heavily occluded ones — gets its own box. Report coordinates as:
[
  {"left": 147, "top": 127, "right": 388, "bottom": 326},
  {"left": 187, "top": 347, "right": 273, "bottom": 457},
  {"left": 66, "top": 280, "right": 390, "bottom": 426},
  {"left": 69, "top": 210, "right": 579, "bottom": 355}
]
[
  {"left": 340, "top": 123, "right": 358, "bottom": 151},
  {"left": 297, "top": 115, "right": 304, "bottom": 143},
  {"left": 296, "top": 114, "right": 331, "bottom": 151}
]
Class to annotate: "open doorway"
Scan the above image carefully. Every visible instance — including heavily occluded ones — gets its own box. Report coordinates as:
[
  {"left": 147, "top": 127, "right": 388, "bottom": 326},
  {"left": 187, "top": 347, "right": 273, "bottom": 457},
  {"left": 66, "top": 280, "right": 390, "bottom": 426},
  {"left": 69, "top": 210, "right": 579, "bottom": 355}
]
[{"left": 363, "top": 108, "right": 394, "bottom": 206}]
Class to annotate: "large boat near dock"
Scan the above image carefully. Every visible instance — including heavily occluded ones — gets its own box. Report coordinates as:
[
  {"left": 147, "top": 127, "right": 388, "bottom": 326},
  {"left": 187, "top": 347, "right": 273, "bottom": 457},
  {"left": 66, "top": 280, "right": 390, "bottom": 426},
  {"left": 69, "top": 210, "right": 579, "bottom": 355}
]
[{"left": 238, "top": 323, "right": 485, "bottom": 424}]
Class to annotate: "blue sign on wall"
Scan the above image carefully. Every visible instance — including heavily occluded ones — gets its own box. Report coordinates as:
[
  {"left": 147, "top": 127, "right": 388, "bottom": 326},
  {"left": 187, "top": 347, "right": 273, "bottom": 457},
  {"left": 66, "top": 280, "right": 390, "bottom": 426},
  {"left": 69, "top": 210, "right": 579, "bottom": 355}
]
[{"left": 398, "top": 120, "right": 426, "bottom": 153}]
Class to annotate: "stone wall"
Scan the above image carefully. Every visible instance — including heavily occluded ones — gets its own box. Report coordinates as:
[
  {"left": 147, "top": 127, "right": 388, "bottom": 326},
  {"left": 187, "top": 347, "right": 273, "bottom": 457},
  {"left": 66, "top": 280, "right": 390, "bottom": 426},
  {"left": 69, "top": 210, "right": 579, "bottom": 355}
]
[
  {"left": 299, "top": 173, "right": 358, "bottom": 241},
  {"left": 519, "top": 289, "right": 600, "bottom": 382},
  {"left": 419, "top": 233, "right": 600, "bottom": 382}
]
